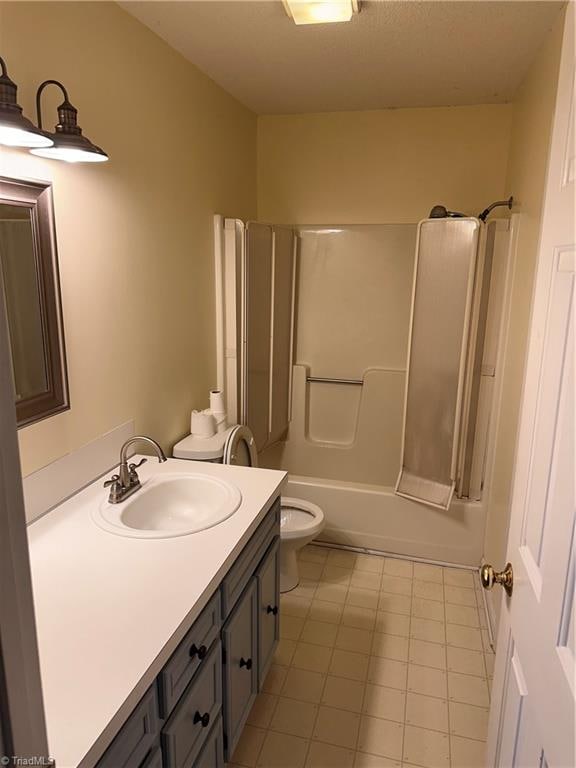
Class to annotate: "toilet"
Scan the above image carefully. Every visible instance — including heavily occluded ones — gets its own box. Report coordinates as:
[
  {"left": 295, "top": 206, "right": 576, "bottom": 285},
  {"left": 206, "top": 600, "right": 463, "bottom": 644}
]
[
  {"left": 279, "top": 497, "right": 324, "bottom": 591},
  {"left": 173, "top": 424, "right": 325, "bottom": 592}
]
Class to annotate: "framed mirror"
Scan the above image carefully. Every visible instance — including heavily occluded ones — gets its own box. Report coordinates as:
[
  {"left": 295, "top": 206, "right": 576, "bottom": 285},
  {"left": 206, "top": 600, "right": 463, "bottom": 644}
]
[{"left": 0, "top": 177, "right": 69, "bottom": 426}]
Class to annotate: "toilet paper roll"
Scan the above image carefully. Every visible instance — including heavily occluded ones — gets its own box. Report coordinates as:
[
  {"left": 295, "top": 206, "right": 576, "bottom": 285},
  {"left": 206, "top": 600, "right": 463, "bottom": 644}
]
[
  {"left": 190, "top": 409, "right": 216, "bottom": 438},
  {"left": 209, "top": 389, "right": 226, "bottom": 416}
]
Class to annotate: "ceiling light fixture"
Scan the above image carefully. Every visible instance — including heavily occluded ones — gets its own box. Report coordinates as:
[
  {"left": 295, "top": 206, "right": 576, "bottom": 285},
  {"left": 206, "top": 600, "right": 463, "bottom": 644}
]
[
  {"left": 31, "top": 80, "right": 108, "bottom": 163},
  {"left": 283, "top": 0, "right": 360, "bottom": 25},
  {"left": 0, "top": 56, "right": 53, "bottom": 148}
]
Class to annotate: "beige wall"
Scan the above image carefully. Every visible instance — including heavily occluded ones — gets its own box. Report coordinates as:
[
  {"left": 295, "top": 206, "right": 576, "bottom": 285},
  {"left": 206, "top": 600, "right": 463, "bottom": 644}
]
[
  {"left": 257, "top": 104, "right": 512, "bottom": 224},
  {"left": 483, "top": 10, "right": 565, "bottom": 611},
  {"left": 0, "top": 2, "right": 257, "bottom": 476}
]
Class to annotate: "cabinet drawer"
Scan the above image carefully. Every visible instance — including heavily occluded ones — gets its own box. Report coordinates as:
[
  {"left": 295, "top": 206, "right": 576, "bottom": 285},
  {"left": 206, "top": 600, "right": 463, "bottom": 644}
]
[
  {"left": 97, "top": 686, "right": 161, "bottom": 768},
  {"left": 162, "top": 640, "right": 222, "bottom": 768},
  {"left": 194, "top": 715, "right": 224, "bottom": 768},
  {"left": 222, "top": 497, "right": 280, "bottom": 616},
  {"left": 256, "top": 537, "right": 280, "bottom": 689},
  {"left": 159, "top": 590, "right": 221, "bottom": 717},
  {"left": 222, "top": 579, "right": 258, "bottom": 760}
]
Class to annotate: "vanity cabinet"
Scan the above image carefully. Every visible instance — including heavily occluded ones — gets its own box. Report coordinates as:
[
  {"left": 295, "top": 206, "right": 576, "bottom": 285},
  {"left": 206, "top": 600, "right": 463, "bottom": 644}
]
[
  {"left": 158, "top": 592, "right": 221, "bottom": 718},
  {"left": 194, "top": 717, "right": 224, "bottom": 768},
  {"left": 162, "top": 641, "right": 223, "bottom": 767},
  {"left": 96, "top": 686, "right": 161, "bottom": 768},
  {"left": 256, "top": 538, "right": 280, "bottom": 688},
  {"left": 97, "top": 497, "right": 280, "bottom": 768},
  {"left": 222, "top": 580, "right": 258, "bottom": 757},
  {"left": 140, "top": 746, "right": 163, "bottom": 768}
]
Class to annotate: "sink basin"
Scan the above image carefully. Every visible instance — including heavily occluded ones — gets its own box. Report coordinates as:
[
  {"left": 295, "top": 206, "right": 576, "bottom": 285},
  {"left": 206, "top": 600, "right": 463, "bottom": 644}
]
[{"left": 93, "top": 472, "right": 242, "bottom": 538}]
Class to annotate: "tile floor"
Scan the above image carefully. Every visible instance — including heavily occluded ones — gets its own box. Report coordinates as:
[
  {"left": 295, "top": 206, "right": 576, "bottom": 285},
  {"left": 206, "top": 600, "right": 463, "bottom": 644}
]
[{"left": 229, "top": 545, "right": 495, "bottom": 768}]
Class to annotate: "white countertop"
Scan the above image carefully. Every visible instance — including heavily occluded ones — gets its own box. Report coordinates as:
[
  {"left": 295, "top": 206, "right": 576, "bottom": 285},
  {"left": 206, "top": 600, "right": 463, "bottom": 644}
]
[{"left": 27, "top": 457, "right": 286, "bottom": 768}]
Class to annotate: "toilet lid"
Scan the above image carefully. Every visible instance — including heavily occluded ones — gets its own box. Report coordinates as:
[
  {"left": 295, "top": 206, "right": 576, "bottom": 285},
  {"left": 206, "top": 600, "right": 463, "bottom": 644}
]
[{"left": 223, "top": 425, "right": 258, "bottom": 467}]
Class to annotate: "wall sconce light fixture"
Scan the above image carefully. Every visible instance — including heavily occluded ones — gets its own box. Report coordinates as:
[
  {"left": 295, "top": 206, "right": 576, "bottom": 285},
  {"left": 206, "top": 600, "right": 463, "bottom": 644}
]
[
  {"left": 0, "top": 56, "right": 53, "bottom": 148},
  {"left": 31, "top": 80, "right": 108, "bottom": 163}
]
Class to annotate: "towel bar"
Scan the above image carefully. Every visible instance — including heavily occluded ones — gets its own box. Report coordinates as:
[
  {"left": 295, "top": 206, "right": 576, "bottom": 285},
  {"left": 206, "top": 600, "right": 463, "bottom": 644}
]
[{"left": 306, "top": 376, "right": 363, "bottom": 386}]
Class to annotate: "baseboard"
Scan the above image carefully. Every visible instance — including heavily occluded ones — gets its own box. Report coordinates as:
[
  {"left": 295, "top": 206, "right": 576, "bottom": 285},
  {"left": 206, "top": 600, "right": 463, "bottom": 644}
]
[
  {"left": 318, "top": 524, "right": 481, "bottom": 567},
  {"left": 314, "top": 538, "right": 478, "bottom": 571}
]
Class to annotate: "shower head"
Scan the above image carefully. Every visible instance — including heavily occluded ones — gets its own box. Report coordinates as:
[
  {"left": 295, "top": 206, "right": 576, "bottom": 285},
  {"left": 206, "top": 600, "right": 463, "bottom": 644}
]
[
  {"left": 429, "top": 205, "right": 465, "bottom": 219},
  {"left": 478, "top": 196, "right": 514, "bottom": 222}
]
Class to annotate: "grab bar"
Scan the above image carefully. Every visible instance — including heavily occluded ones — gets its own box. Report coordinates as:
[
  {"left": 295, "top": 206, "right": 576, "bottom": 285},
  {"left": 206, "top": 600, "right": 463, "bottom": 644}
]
[{"left": 306, "top": 376, "right": 363, "bottom": 386}]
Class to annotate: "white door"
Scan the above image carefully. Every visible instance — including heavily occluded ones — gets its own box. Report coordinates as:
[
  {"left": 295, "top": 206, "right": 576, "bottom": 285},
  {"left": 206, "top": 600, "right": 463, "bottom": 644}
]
[{"left": 486, "top": 7, "right": 575, "bottom": 767}]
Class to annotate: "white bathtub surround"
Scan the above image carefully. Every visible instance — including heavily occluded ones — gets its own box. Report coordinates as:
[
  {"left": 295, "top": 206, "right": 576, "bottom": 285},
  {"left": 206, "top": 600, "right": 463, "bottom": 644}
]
[
  {"left": 263, "top": 365, "right": 406, "bottom": 485},
  {"left": 257, "top": 221, "right": 514, "bottom": 569},
  {"left": 27, "top": 457, "right": 285, "bottom": 768},
  {"left": 285, "top": 475, "right": 485, "bottom": 566},
  {"left": 232, "top": 542, "right": 494, "bottom": 768}
]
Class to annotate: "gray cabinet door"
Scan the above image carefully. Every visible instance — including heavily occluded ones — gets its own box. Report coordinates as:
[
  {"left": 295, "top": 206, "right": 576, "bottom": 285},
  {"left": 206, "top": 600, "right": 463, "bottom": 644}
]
[
  {"left": 159, "top": 590, "right": 221, "bottom": 717},
  {"left": 140, "top": 745, "right": 162, "bottom": 768},
  {"left": 162, "top": 641, "right": 222, "bottom": 768},
  {"left": 97, "top": 686, "right": 161, "bottom": 768},
  {"left": 194, "top": 715, "right": 224, "bottom": 768},
  {"left": 221, "top": 498, "right": 279, "bottom": 616},
  {"left": 256, "top": 537, "right": 280, "bottom": 689},
  {"left": 222, "top": 579, "right": 258, "bottom": 759}
]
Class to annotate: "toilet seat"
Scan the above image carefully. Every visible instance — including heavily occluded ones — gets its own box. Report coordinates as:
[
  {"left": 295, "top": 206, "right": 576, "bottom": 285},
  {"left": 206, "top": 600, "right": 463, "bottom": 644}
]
[
  {"left": 280, "top": 497, "right": 324, "bottom": 541},
  {"left": 223, "top": 425, "right": 258, "bottom": 467}
]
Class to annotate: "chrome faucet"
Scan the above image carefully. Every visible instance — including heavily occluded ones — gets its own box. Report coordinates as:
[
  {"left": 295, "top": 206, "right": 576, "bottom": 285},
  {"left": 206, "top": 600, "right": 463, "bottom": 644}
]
[{"left": 104, "top": 435, "right": 167, "bottom": 504}]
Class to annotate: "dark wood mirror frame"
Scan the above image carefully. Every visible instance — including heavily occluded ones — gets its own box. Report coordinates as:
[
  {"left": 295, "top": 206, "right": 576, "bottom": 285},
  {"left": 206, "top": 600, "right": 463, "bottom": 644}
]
[{"left": 0, "top": 176, "right": 69, "bottom": 427}]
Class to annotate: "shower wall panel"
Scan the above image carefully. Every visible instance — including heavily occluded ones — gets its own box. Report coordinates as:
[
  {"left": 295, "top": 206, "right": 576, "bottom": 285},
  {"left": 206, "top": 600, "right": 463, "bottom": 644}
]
[
  {"left": 296, "top": 225, "right": 417, "bottom": 378},
  {"left": 261, "top": 224, "right": 417, "bottom": 484}
]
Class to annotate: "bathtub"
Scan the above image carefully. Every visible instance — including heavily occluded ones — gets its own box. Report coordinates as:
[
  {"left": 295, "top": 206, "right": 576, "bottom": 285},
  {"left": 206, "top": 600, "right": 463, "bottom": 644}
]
[{"left": 284, "top": 474, "right": 485, "bottom": 567}]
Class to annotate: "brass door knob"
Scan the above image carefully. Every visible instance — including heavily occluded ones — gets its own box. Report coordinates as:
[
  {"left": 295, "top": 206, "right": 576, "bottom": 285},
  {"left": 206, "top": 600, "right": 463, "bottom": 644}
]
[{"left": 481, "top": 562, "right": 513, "bottom": 596}]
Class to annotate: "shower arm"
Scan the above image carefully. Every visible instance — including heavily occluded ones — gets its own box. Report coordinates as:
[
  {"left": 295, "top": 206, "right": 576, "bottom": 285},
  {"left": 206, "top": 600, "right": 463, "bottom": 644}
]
[
  {"left": 428, "top": 197, "right": 514, "bottom": 221},
  {"left": 478, "top": 196, "right": 514, "bottom": 222}
]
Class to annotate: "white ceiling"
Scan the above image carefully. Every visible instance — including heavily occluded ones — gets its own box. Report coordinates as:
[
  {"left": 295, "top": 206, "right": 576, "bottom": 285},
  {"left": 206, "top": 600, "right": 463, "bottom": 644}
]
[{"left": 121, "top": 0, "right": 564, "bottom": 114}]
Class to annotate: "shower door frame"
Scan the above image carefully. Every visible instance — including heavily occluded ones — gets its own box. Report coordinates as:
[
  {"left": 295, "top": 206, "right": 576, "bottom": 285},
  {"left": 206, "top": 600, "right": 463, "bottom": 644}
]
[{"left": 395, "top": 216, "right": 481, "bottom": 511}]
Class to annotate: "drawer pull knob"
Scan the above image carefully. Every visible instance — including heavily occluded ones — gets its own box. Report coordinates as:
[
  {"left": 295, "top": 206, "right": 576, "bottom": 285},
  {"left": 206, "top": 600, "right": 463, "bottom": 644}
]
[
  {"left": 239, "top": 657, "right": 253, "bottom": 670},
  {"left": 189, "top": 643, "right": 207, "bottom": 660},
  {"left": 193, "top": 711, "right": 210, "bottom": 728},
  {"left": 267, "top": 605, "right": 278, "bottom": 615}
]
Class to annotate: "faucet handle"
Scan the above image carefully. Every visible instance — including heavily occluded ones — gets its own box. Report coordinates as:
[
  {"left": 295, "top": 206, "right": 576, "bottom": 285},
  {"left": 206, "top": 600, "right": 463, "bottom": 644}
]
[
  {"left": 103, "top": 474, "right": 120, "bottom": 488},
  {"left": 129, "top": 458, "right": 147, "bottom": 471}
]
